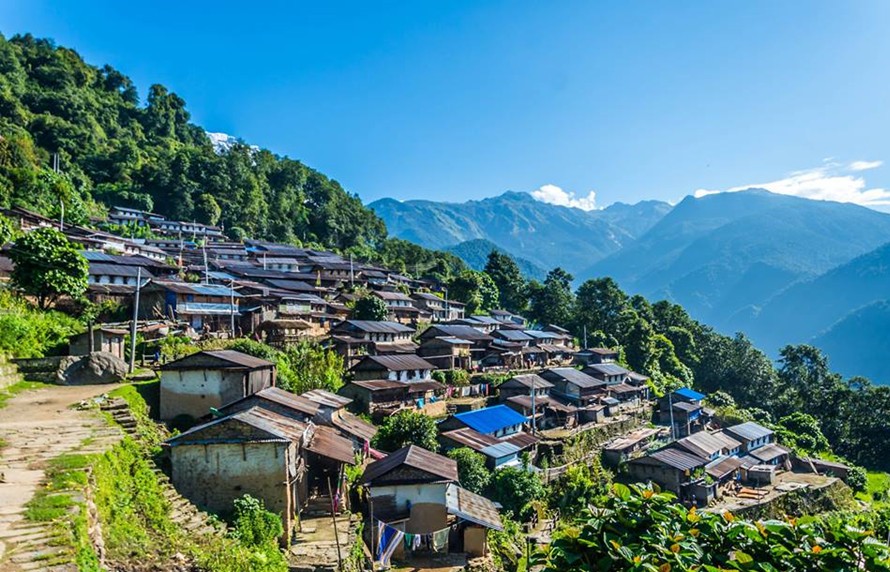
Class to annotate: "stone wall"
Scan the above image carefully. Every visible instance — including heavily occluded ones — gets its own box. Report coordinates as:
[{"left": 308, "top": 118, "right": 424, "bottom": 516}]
[
  {"left": 13, "top": 352, "right": 126, "bottom": 385},
  {"left": 0, "top": 353, "right": 22, "bottom": 389},
  {"left": 732, "top": 478, "right": 855, "bottom": 520}
]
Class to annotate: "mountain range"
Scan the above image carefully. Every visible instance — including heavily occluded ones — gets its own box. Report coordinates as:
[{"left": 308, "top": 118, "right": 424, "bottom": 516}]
[{"left": 372, "top": 189, "right": 890, "bottom": 384}]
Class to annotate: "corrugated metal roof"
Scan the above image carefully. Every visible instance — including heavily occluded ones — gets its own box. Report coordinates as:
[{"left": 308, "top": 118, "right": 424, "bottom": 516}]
[
  {"left": 331, "top": 411, "right": 378, "bottom": 442},
  {"left": 706, "top": 455, "right": 743, "bottom": 479},
  {"left": 725, "top": 421, "right": 774, "bottom": 442},
  {"left": 675, "top": 431, "right": 741, "bottom": 458},
  {"left": 251, "top": 387, "right": 320, "bottom": 416},
  {"left": 89, "top": 262, "right": 155, "bottom": 278},
  {"left": 445, "top": 484, "right": 503, "bottom": 531},
  {"left": 347, "top": 379, "right": 407, "bottom": 391},
  {"left": 454, "top": 405, "right": 527, "bottom": 435},
  {"left": 585, "top": 363, "right": 630, "bottom": 377},
  {"left": 502, "top": 431, "right": 539, "bottom": 450},
  {"left": 500, "top": 374, "right": 554, "bottom": 390},
  {"left": 362, "top": 445, "right": 458, "bottom": 484},
  {"left": 337, "top": 320, "right": 415, "bottom": 334},
  {"left": 674, "top": 387, "right": 706, "bottom": 401},
  {"left": 426, "top": 325, "right": 492, "bottom": 341},
  {"left": 161, "top": 350, "right": 275, "bottom": 370},
  {"left": 301, "top": 389, "right": 352, "bottom": 409},
  {"left": 748, "top": 443, "right": 789, "bottom": 463},
  {"left": 542, "top": 368, "right": 605, "bottom": 389},
  {"left": 644, "top": 448, "right": 708, "bottom": 471},
  {"left": 306, "top": 425, "right": 357, "bottom": 465},
  {"left": 493, "top": 329, "right": 533, "bottom": 342},
  {"left": 166, "top": 406, "right": 308, "bottom": 446},
  {"left": 351, "top": 354, "right": 436, "bottom": 372}
]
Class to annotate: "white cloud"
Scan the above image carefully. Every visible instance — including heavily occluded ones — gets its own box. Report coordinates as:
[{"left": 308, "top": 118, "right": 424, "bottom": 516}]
[
  {"left": 693, "top": 160, "right": 890, "bottom": 208},
  {"left": 530, "top": 184, "right": 598, "bottom": 211},
  {"left": 850, "top": 160, "right": 883, "bottom": 172}
]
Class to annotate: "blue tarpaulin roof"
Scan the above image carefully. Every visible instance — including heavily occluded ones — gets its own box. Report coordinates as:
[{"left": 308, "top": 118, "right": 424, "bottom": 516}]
[
  {"left": 674, "top": 387, "right": 706, "bottom": 401},
  {"left": 454, "top": 405, "right": 527, "bottom": 434}
]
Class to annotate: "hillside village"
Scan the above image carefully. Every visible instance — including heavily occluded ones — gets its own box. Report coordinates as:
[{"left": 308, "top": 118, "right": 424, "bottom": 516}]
[{"left": 0, "top": 204, "right": 867, "bottom": 572}]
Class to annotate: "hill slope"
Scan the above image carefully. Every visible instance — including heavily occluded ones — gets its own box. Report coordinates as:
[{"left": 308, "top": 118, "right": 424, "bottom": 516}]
[
  {"left": 811, "top": 301, "right": 890, "bottom": 383},
  {"left": 370, "top": 192, "right": 670, "bottom": 274},
  {"left": 581, "top": 190, "right": 890, "bottom": 329},
  {"left": 445, "top": 238, "right": 547, "bottom": 280}
]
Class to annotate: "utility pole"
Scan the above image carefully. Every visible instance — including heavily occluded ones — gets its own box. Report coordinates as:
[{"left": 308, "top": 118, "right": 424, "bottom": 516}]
[
  {"left": 129, "top": 267, "right": 143, "bottom": 374},
  {"left": 230, "top": 279, "right": 236, "bottom": 338},
  {"left": 53, "top": 153, "right": 64, "bottom": 231},
  {"left": 349, "top": 253, "right": 354, "bottom": 288},
  {"left": 583, "top": 325, "right": 588, "bottom": 349},
  {"left": 202, "top": 241, "right": 209, "bottom": 284},
  {"left": 530, "top": 375, "right": 536, "bottom": 434},
  {"left": 668, "top": 390, "right": 675, "bottom": 441}
]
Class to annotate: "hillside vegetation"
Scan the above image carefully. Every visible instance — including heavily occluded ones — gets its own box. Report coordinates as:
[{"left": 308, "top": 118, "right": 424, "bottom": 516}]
[{"left": 0, "top": 33, "right": 465, "bottom": 282}]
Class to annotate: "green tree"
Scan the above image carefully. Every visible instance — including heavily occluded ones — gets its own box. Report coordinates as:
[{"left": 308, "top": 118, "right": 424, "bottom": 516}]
[
  {"left": 775, "top": 412, "right": 830, "bottom": 455},
  {"left": 448, "top": 270, "right": 499, "bottom": 315},
  {"left": 548, "top": 458, "right": 612, "bottom": 511},
  {"left": 0, "top": 213, "right": 19, "bottom": 245},
  {"left": 485, "top": 467, "right": 547, "bottom": 520},
  {"left": 573, "top": 277, "right": 631, "bottom": 340},
  {"left": 447, "top": 448, "right": 491, "bottom": 494},
  {"left": 230, "top": 494, "right": 284, "bottom": 547},
  {"left": 194, "top": 193, "right": 222, "bottom": 226},
  {"left": 9, "top": 227, "right": 88, "bottom": 309},
  {"left": 484, "top": 250, "right": 527, "bottom": 313},
  {"left": 282, "top": 340, "right": 344, "bottom": 394},
  {"left": 528, "top": 267, "right": 574, "bottom": 327},
  {"left": 352, "top": 295, "right": 389, "bottom": 321},
  {"left": 372, "top": 410, "right": 439, "bottom": 453}
]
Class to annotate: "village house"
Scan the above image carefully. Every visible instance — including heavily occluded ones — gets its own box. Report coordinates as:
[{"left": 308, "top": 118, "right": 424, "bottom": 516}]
[
  {"left": 350, "top": 354, "right": 437, "bottom": 382},
  {"left": 338, "top": 379, "right": 446, "bottom": 418},
  {"left": 361, "top": 445, "right": 502, "bottom": 558},
  {"left": 489, "top": 309, "right": 527, "bottom": 326},
  {"left": 68, "top": 326, "right": 127, "bottom": 360},
  {"left": 627, "top": 447, "right": 713, "bottom": 503},
  {"left": 658, "top": 388, "right": 709, "bottom": 437},
  {"left": 670, "top": 431, "right": 742, "bottom": 461},
  {"left": 721, "top": 421, "right": 775, "bottom": 453},
  {"left": 140, "top": 280, "right": 241, "bottom": 333},
  {"left": 539, "top": 367, "right": 608, "bottom": 423},
  {"left": 328, "top": 320, "right": 416, "bottom": 365},
  {"left": 255, "top": 318, "right": 314, "bottom": 348},
  {"left": 439, "top": 427, "right": 523, "bottom": 469},
  {"left": 159, "top": 350, "right": 276, "bottom": 422},
  {"left": 497, "top": 374, "right": 555, "bottom": 429},
  {"left": 437, "top": 405, "right": 539, "bottom": 461},
  {"left": 410, "top": 292, "right": 449, "bottom": 321},
  {"left": 372, "top": 290, "right": 423, "bottom": 323},
  {"left": 420, "top": 325, "right": 493, "bottom": 366},
  {"left": 602, "top": 427, "right": 662, "bottom": 465},
  {"left": 215, "top": 386, "right": 378, "bottom": 455},
  {"left": 574, "top": 347, "right": 620, "bottom": 366},
  {"left": 165, "top": 406, "right": 356, "bottom": 543},
  {"left": 417, "top": 336, "right": 472, "bottom": 370}
]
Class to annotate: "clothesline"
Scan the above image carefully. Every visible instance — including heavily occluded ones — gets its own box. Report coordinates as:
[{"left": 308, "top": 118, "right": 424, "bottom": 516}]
[{"left": 376, "top": 519, "right": 452, "bottom": 565}]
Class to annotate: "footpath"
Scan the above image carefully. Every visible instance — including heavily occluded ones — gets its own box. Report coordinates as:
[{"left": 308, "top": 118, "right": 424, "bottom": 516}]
[{"left": 0, "top": 384, "right": 122, "bottom": 571}]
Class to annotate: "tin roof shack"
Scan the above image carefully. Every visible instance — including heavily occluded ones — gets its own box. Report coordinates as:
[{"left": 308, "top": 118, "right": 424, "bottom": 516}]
[
  {"left": 539, "top": 368, "right": 607, "bottom": 423},
  {"left": 329, "top": 320, "right": 415, "bottom": 365},
  {"left": 437, "top": 405, "right": 539, "bottom": 465},
  {"left": 417, "top": 337, "right": 472, "bottom": 371},
  {"left": 350, "top": 354, "right": 437, "bottom": 382},
  {"left": 627, "top": 448, "right": 712, "bottom": 503},
  {"left": 574, "top": 347, "right": 620, "bottom": 366},
  {"left": 165, "top": 407, "right": 309, "bottom": 543},
  {"left": 372, "top": 290, "right": 422, "bottom": 324},
  {"left": 159, "top": 350, "right": 275, "bottom": 422},
  {"left": 339, "top": 380, "right": 446, "bottom": 419},
  {"left": 602, "top": 427, "right": 661, "bottom": 465},
  {"left": 722, "top": 422, "right": 775, "bottom": 454},
  {"left": 68, "top": 327, "right": 127, "bottom": 360},
  {"left": 361, "top": 445, "right": 502, "bottom": 557},
  {"left": 411, "top": 292, "right": 449, "bottom": 321}
]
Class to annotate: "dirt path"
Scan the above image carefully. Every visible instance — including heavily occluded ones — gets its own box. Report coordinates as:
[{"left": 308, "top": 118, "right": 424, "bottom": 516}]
[{"left": 0, "top": 384, "right": 123, "bottom": 571}]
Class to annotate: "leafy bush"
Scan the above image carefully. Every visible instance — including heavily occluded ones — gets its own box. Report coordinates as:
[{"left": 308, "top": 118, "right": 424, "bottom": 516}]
[
  {"left": 432, "top": 368, "right": 469, "bottom": 386},
  {"left": 447, "top": 447, "right": 491, "bottom": 494},
  {"left": 230, "top": 494, "right": 284, "bottom": 548},
  {"left": 372, "top": 410, "right": 439, "bottom": 452},
  {"left": 226, "top": 338, "right": 343, "bottom": 394},
  {"left": 486, "top": 467, "right": 547, "bottom": 520},
  {"left": 0, "top": 289, "right": 82, "bottom": 357},
  {"left": 847, "top": 465, "right": 868, "bottom": 493},
  {"left": 546, "top": 483, "right": 890, "bottom": 572}
]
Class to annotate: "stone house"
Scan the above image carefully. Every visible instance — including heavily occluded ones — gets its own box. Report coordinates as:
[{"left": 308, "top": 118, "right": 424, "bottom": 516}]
[{"left": 159, "top": 350, "right": 275, "bottom": 421}]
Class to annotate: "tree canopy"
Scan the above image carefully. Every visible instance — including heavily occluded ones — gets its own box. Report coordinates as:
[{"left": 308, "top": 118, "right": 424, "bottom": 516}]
[
  {"left": 9, "top": 227, "right": 88, "bottom": 308},
  {"left": 371, "top": 410, "right": 439, "bottom": 453}
]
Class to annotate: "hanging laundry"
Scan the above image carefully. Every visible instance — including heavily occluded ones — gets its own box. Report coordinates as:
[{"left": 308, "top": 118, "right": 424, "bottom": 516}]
[
  {"left": 432, "top": 528, "right": 449, "bottom": 552},
  {"left": 381, "top": 529, "right": 404, "bottom": 565},
  {"left": 404, "top": 533, "right": 414, "bottom": 551},
  {"left": 377, "top": 522, "right": 404, "bottom": 565},
  {"left": 412, "top": 533, "right": 422, "bottom": 551}
]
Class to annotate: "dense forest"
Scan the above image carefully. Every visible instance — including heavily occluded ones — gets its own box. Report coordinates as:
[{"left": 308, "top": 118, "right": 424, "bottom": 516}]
[{"left": 0, "top": 33, "right": 465, "bottom": 281}]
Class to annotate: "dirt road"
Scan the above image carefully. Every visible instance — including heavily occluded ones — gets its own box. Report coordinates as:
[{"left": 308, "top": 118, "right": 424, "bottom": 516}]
[{"left": 0, "top": 384, "right": 122, "bottom": 571}]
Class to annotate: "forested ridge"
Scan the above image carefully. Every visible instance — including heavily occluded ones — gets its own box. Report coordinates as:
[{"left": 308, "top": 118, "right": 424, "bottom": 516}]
[{"left": 0, "top": 32, "right": 465, "bottom": 280}]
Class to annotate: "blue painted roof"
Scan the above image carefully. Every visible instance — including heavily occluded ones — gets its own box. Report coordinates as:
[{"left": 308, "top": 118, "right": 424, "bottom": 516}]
[
  {"left": 454, "top": 405, "right": 527, "bottom": 434},
  {"left": 674, "top": 387, "right": 706, "bottom": 401}
]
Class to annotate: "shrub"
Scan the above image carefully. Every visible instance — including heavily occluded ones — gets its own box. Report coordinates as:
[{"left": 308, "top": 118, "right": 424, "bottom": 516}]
[{"left": 230, "top": 495, "right": 283, "bottom": 548}]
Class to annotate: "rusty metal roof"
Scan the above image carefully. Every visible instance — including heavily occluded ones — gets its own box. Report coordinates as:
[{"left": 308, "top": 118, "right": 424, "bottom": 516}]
[
  {"left": 331, "top": 410, "right": 378, "bottom": 443},
  {"left": 166, "top": 406, "right": 309, "bottom": 446},
  {"left": 362, "top": 445, "right": 458, "bottom": 485},
  {"left": 541, "top": 367, "right": 605, "bottom": 389},
  {"left": 445, "top": 484, "right": 503, "bottom": 531},
  {"left": 499, "top": 374, "right": 553, "bottom": 390},
  {"left": 161, "top": 350, "right": 275, "bottom": 370},
  {"left": 300, "top": 389, "right": 353, "bottom": 409},
  {"left": 220, "top": 387, "right": 320, "bottom": 417},
  {"left": 306, "top": 425, "right": 357, "bottom": 465},
  {"left": 636, "top": 448, "right": 708, "bottom": 471},
  {"left": 350, "top": 354, "right": 437, "bottom": 372}
]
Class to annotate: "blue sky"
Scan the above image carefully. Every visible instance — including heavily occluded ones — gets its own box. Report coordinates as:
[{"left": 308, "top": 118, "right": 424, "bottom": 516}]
[{"left": 2, "top": 1, "right": 890, "bottom": 209}]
